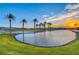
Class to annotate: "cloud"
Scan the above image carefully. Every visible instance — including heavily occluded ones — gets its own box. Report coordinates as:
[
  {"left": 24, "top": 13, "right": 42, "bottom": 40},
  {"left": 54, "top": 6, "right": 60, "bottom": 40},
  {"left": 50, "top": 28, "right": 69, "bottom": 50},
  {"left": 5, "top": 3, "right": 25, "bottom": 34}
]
[
  {"left": 41, "top": 15, "right": 56, "bottom": 23},
  {"left": 43, "top": 4, "right": 79, "bottom": 23},
  {"left": 42, "top": 12, "right": 54, "bottom": 18},
  {"left": 45, "top": 15, "right": 56, "bottom": 20},
  {"left": 74, "top": 15, "right": 79, "bottom": 18},
  {"left": 45, "top": 11, "right": 79, "bottom": 22},
  {"left": 42, "top": 14, "right": 49, "bottom": 18},
  {"left": 65, "top": 4, "right": 79, "bottom": 11}
]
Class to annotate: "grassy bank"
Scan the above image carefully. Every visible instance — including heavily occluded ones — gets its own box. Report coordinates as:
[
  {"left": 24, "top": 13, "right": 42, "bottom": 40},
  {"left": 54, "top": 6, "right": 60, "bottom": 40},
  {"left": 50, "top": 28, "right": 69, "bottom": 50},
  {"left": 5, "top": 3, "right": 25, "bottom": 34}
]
[{"left": 0, "top": 34, "right": 79, "bottom": 55}]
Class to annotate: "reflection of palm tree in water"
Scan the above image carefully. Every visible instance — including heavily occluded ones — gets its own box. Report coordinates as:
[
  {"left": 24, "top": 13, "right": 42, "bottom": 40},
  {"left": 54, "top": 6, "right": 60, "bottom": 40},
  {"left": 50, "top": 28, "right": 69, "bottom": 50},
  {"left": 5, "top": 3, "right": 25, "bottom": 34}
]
[
  {"left": 33, "top": 33, "right": 37, "bottom": 45},
  {"left": 33, "top": 32, "right": 47, "bottom": 45},
  {"left": 44, "top": 31, "right": 53, "bottom": 42},
  {"left": 43, "top": 31, "right": 47, "bottom": 43}
]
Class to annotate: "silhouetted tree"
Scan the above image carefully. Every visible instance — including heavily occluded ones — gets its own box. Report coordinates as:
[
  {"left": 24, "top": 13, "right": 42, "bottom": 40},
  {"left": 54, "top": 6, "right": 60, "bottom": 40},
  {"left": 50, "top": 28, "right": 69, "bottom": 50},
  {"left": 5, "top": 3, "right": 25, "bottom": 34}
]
[
  {"left": 36, "top": 24, "right": 39, "bottom": 32},
  {"left": 21, "top": 19, "right": 27, "bottom": 42},
  {"left": 33, "top": 18, "right": 38, "bottom": 33},
  {"left": 43, "top": 22, "right": 47, "bottom": 31},
  {"left": 48, "top": 23, "right": 52, "bottom": 31},
  {"left": 6, "top": 13, "right": 15, "bottom": 35},
  {"left": 39, "top": 23, "right": 44, "bottom": 31}
]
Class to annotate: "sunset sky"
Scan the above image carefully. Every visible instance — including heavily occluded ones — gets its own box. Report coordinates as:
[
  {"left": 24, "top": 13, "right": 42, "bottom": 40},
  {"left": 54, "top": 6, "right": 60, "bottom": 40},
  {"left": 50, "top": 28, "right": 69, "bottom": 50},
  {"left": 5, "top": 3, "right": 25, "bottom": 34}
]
[{"left": 0, "top": 3, "right": 79, "bottom": 28}]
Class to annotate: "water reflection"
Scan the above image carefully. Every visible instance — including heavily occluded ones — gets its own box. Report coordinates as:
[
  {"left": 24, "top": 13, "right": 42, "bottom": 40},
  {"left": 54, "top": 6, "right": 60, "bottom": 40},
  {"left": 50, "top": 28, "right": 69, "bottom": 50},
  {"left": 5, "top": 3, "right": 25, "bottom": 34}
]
[{"left": 15, "top": 30, "right": 76, "bottom": 47}]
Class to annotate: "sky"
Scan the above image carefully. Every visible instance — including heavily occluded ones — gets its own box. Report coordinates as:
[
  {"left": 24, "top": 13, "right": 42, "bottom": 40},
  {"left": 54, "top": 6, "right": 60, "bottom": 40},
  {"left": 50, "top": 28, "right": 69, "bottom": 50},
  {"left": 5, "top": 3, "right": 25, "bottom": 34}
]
[{"left": 0, "top": 3, "right": 79, "bottom": 28}]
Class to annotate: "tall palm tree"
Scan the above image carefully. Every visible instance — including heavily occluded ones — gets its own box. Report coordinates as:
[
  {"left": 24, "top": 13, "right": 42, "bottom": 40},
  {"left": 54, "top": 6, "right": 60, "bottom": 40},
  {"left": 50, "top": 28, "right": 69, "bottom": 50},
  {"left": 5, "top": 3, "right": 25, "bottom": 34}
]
[
  {"left": 21, "top": 19, "right": 27, "bottom": 42},
  {"left": 44, "top": 22, "right": 47, "bottom": 31},
  {"left": 33, "top": 18, "right": 38, "bottom": 33},
  {"left": 48, "top": 23, "right": 52, "bottom": 31},
  {"left": 6, "top": 13, "right": 15, "bottom": 35}
]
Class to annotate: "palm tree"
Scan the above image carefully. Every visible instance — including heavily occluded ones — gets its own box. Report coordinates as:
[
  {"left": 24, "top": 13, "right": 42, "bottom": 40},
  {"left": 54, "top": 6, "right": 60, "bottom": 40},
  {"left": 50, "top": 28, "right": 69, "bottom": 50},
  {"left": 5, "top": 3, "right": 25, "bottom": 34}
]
[
  {"left": 77, "top": 27, "right": 79, "bottom": 30},
  {"left": 38, "top": 23, "right": 41, "bottom": 31},
  {"left": 39, "top": 23, "right": 44, "bottom": 31},
  {"left": 48, "top": 23, "right": 52, "bottom": 31},
  {"left": 36, "top": 24, "right": 39, "bottom": 32},
  {"left": 6, "top": 13, "right": 15, "bottom": 35},
  {"left": 44, "top": 22, "right": 47, "bottom": 31},
  {"left": 33, "top": 18, "right": 38, "bottom": 33},
  {"left": 21, "top": 19, "right": 27, "bottom": 42}
]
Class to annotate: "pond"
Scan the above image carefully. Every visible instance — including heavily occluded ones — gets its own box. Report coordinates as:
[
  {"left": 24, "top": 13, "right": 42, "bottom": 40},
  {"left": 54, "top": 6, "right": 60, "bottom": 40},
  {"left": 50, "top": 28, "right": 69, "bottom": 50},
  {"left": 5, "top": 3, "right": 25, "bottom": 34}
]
[{"left": 15, "top": 30, "right": 76, "bottom": 47}]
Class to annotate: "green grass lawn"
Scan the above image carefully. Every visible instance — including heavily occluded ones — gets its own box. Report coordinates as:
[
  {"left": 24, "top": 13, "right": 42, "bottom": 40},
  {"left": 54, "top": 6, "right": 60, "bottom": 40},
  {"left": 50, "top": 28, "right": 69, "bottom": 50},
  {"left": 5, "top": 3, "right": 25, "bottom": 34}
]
[{"left": 0, "top": 34, "right": 79, "bottom": 55}]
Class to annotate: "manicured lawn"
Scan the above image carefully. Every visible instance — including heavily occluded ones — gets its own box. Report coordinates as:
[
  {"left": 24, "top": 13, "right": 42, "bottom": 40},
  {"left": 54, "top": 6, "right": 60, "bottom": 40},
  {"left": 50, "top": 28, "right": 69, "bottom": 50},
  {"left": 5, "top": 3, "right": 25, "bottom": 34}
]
[{"left": 0, "top": 34, "right": 79, "bottom": 55}]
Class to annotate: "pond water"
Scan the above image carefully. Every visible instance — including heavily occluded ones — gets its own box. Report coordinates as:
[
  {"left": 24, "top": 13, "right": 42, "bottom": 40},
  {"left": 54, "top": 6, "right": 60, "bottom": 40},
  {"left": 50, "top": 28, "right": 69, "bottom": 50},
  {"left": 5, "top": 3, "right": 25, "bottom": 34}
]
[
  {"left": 0, "top": 30, "right": 31, "bottom": 34},
  {"left": 15, "top": 30, "right": 76, "bottom": 47}
]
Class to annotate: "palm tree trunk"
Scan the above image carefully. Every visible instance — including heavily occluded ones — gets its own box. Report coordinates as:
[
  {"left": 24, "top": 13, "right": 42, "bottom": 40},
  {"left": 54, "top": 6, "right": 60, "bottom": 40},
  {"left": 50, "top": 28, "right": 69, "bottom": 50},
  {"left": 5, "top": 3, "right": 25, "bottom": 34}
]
[
  {"left": 48, "top": 25, "right": 50, "bottom": 31},
  {"left": 23, "top": 23, "right": 24, "bottom": 42},
  {"left": 44, "top": 24, "right": 45, "bottom": 32},
  {"left": 34, "top": 22, "right": 37, "bottom": 44},
  {"left": 34, "top": 22, "right": 36, "bottom": 33},
  {"left": 38, "top": 25, "right": 40, "bottom": 32},
  {"left": 9, "top": 19, "right": 11, "bottom": 35},
  {"left": 50, "top": 25, "right": 51, "bottom": 31},
  {"left": 39, "top": 25, "right": 41, "bottom": 31},
  {"left": 36, "top": 25, "right": 38, "bottom": 32}
]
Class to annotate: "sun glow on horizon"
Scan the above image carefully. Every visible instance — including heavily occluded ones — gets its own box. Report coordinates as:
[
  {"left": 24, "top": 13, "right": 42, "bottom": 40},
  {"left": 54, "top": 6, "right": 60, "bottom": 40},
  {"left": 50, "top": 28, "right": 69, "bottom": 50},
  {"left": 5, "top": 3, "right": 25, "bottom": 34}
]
[
  {"left": 64, "top": 18, "right": 79, "bottom": 28},
  {"left": 50, "top": 18, "right": 79, "bottom": 28}
]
